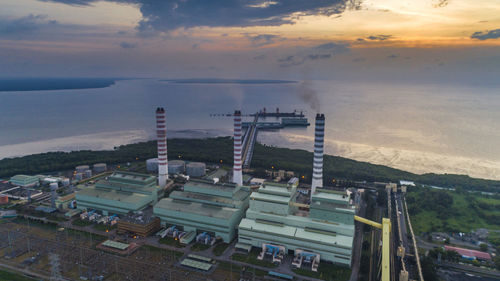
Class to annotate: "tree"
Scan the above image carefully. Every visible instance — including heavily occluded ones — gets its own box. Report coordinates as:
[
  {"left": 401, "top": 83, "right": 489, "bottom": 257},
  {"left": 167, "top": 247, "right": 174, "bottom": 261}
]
[
  {"left": 420, "top": 255, "right": 439, "bottom": 281},
  {"left": 479, "top": 243, "right": 488, "bottom": 252}
]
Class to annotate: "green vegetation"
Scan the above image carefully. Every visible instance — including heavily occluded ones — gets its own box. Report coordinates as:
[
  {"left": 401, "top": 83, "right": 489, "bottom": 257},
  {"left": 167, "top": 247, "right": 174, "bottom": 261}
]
[
  {"left": 406, "top": 186, "right": 500, "bottom": 234},
  {"left": 212, "top": 242, "right": 229, "bottom": 256},
  {"left": 1, "top": 137, "right": 500, "bottom": 192},
  {"left": 190, "top": 243, "right": 211, "bottom": 252},
  {"left": 72, "top": 218, "right": 93, "bottom": 227},
  {"left": 0, "top": 269, "right": 36, "bottom": 281},
  {"left": 231, "top": 249, "right": 277, "bottom": 268},
  {"left": 158, "top": 237, "right": 186, "bottom": 248},
  {"left": 93, "top": 223, "right": 116, "bottom": 232},
  {"left": 292, "top": 261, "right": 351, "bottom": 281}
]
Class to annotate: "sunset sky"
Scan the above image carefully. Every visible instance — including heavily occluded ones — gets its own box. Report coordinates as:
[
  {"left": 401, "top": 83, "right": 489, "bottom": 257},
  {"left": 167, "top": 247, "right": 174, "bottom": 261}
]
[{"left": 1, "top": 0, "right": 500, "bottom": 82}]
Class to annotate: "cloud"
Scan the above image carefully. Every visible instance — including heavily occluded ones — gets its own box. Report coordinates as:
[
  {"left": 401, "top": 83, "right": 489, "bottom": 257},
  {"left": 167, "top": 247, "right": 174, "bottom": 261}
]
[
  {"left": 278, "top": 41, "right": 350, "bottom": 67},
  {"left": 253, "top": 54, "right": 267, "bottom": 60},
  {"left": 307, "top": 54, "right": 331, "bottom": 60},
  {"left": 366, "top": 34, "right": 392, "bottom": 41},
  {"left": 277, "top": 55, "right": 305, "bottom": 67},
  {"left": 471, "top": 29, "right": 500, "bottom": 40},
  {"left": 387, "top": 54, "right": 399, "bottom": 59},
  {"left": 352, "top": 57, "right": 366, "bottom": 62},
  {"left": 0, "top": 14, "right": 57, "bottom": 38},
  {"left": 248, "top": 34, "right": 281, "bottom": 47},
  {"left": 119, "top": 41, "right": 137, "bottom": 49},
  {"left": 41, "top": 0, "right": 349, "bottom": 33},
  {"left": 432, "top": 0, "right": 448, "bottom": 8}
]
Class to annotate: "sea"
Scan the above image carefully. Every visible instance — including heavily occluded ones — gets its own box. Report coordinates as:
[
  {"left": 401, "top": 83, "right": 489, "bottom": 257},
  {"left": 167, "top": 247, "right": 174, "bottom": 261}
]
[{"left": 1, "top": 78, "right": 500, "bottom": 180}]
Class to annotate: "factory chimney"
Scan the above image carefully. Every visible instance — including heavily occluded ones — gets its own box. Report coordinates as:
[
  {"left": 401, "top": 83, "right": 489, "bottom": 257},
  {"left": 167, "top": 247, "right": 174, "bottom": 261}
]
[
  {"left": 50, "top": 186, "right": 56, "bottom": 209},
  {"left": 311, "top": 113, "right": 325, "bottom": 196},
  {"left": 156, "top": 107, "right": 168, "bottom": 188},
  {"left": 233, "top": 110, "right": 243, "bottom": 186}
]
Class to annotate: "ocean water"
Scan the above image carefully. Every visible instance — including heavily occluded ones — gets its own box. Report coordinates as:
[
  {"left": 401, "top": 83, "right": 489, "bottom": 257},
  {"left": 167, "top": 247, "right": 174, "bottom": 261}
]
[{"left": 1, "top": 79, "right": 500, "bottom": 180}]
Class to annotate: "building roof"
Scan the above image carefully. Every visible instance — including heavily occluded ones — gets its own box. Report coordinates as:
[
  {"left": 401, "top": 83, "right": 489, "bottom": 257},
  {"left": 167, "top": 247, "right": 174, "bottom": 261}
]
[
  {"left": 76, "top": 187, "right": 152, "bottom": 206},
  {"left": 102, "top": 240, "right": 130, "bottom": 250},
  {"left": 445, "top": 245, "right": 491, "bottom": 260},
  {"left": 251, "top": 191, "right": 291, "bottom": 204},
  {"left": 155, "top": 198, "right": 238, "bottom": 220},
  {"left": 239, "top": 218, "right": 353, "bottom": 248}
]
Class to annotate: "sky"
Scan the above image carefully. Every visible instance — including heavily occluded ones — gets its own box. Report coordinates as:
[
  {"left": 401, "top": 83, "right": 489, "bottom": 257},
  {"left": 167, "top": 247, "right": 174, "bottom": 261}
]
[{"left": 1, "top": 0, "right": 500, "bottom": 83}]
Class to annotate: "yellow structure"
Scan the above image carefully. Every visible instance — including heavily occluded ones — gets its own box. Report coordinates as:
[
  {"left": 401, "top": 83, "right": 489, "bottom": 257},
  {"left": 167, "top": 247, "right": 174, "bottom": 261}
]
[{"left": 354, "top": 215, "right": 391, "bottom": 281}]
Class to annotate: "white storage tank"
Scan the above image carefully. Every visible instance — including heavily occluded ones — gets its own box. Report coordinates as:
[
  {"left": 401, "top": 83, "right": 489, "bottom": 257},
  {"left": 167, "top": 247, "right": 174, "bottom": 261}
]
[
  {"left": 93, "top": 163, "right": 107, "bottom": 173},
  {"left": 186, "top": 162, "right": 206, "bottom": 177},
  {"left": 146, "top": 158, "right": 159, "bottom": 172},
  {"left": 76, "top": 165, "right": 90, "bottom": 173},
  {"left": 168, "top": 160, "right": 185, "bottom": 174},
  {"left": 84, "top": 170, "right": 92, "bottom": 178},
  {"left": 75, "top": 173, "right": 83, "bottom": 181}
]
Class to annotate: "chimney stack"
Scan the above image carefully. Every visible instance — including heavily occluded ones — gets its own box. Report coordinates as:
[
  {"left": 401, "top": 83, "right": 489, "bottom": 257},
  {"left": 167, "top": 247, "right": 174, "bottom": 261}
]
[
  {"left": 156, "top": 107, "right": 168, "bottom": 188},
  {"left": 311, "top": 113, "right": 325, "bottom": 195},
  {"left": 233, "top": 110, "right": 243, "bottom": 186}
]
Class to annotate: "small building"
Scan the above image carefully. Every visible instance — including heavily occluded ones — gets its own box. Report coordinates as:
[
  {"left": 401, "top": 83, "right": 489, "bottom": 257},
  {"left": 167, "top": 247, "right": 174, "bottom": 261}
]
[
  {"left": 153, "top": 178, "right": 250, "bottom": 242},
  {"left": 55, "top": 193, "right": 76, "bottom": 210},
  {"left": 237, "top": 179, "right": 355, "bottom": 267},
  {"left": 117, "top": 209, "right": 161, "bottom": 237},
  {"left": 444, "top": 245, "right": 491, "bottom": 261},
  {"left": 9, "top": 175, "right": 39, "bottom": 188},
  {"left": 75, "top": 171, "right": 162, "bottom": 215}
]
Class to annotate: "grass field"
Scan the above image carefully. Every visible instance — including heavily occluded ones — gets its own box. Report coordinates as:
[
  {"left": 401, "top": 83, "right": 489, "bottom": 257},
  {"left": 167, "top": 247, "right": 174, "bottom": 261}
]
[
  {"left": 292, "top": 261, "right": 352, "bottom": 281},
  {"left": 212, "top": 242, "right": 229, "bottom": 256},
  {"left": 407, "top": 187, "right": 500, "bottom": 234},
  {"left": 0, "top": 269, "right": 36, "bottom": 281},
  {"left": 158, "top": 237, "right": 186, "bottom": 248}
]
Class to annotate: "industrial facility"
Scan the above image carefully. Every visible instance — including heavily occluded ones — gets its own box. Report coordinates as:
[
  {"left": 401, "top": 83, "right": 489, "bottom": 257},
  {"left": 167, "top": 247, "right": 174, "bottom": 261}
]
[
  {"left": 236, "top": 113, "right": 355, "bottom": 268},
  {"left": 75, "top": 171, "right": 163, "bottom": 215},
  {"left": 153, "top": 178, "right": 251, "bottom": 242},
  {"left": 237, "top": 179, "right": 355, "bottom": 267}
]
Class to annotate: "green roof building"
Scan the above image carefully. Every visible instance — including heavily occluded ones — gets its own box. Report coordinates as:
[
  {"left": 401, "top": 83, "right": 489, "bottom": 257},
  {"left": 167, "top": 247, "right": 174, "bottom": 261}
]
[
  {"left": 9, "top": 175, "right": 39, "bottom": 187},
  {"left": 237, "top": 180, "right": 355, "bottom": 267},
  {"left": 153, "top": 179, "right": 250, "bottom": 242},
  {"left": 75, "top": 171, "right": 161, "bottom": 215}
]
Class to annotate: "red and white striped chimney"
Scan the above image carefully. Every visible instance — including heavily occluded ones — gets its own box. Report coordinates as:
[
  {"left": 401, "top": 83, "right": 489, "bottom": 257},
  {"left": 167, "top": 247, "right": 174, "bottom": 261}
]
[
  {"left": 156, "top": 107, "right": 168, "bottom": 188},
  {"left": 233, "top": 110, "right": 243, "bottom": 186}
]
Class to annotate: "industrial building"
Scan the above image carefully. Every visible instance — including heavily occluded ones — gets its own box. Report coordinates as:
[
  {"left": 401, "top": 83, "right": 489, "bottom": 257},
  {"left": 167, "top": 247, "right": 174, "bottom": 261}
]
[
  {"left": 75, "top": 171, "right": 163, "bottom": 215},
  {"left": 237, "top": 179, "right": 355, "bottom": 266},
  {"left": 117, "top": 209, "right": 161, "bottom": 237},
  {"left": 237, "top": 112, "right": 355, "bottom": 268},
  {"left": 9, "top": 175, "right": 39, "bottom": 188},
  {"left": 153, "top": 178, "right": 251, "bottom": 242}
]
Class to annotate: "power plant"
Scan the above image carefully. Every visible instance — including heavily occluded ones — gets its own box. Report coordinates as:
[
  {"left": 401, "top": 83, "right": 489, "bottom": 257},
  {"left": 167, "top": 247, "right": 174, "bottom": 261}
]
[{"left": 5, "top": 106, "right": 361, "bottom": 281}]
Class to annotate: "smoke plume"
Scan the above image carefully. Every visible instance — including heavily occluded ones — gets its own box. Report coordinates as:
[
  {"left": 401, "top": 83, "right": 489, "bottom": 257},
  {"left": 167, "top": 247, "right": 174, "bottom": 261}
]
[{"left": 297, "top": 81, "right": 320, "bottom": 112}]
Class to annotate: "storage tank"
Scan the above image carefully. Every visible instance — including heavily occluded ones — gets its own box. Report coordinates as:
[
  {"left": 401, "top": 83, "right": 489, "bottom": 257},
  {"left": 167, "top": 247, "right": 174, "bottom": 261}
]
[
  {"left": 0, "top": 194, "right": 8, "bottom": 205},
  {"left": 49, "top": 182, "right": 59, "bottom": 189},
  {"left": 76, "top": 165, "right": 90, "bottom": 173},
  {"left": 146, "top": 158, "right": 159, "bottom": 172},
  {"left": 75, "top": 173, "right": 83, "bottom": 181},
  {"left": 168, "top": 160, "right": 185, "bottom": 174},
  {"left": 62, "top": 178, "right": 70, "bottom": 186},
  {"left": 186, "top": 162, "right": 206, "bottom": 177},
  {"left": 93, "top": 163, "right": 107, "bottom": 173},
  {"left": 84, "top": 170, "right": 92, "bottom": 178}
]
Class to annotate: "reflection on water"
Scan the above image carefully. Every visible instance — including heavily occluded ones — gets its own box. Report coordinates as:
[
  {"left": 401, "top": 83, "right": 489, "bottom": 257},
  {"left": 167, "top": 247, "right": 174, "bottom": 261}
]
[{"left": 1, "top": 79, "right": 499, "bottom": 179}]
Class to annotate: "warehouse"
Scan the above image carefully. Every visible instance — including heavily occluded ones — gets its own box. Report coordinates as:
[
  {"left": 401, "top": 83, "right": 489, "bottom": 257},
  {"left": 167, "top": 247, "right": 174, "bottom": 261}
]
[
  {"left": 153, "top": 178, "right": 250, "bottom": 242},
  {"left": 237, "top": 179, "right": 355, "bottom": 267},
  {"left": 75, "top": 171, "right": 163, "bottom": 215},
  {"left": 9, "top": 175, "right": 39, "bottom": 188}
]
